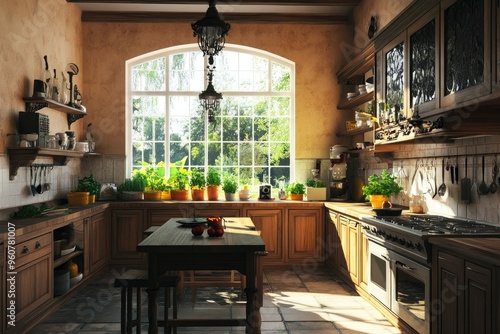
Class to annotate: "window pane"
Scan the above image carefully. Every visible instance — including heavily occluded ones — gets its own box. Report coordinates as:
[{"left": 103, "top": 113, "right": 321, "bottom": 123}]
[
  {"left": 129, "top": 47, "right": 293, "bottom": 184},
  {"left": 132, "top": 58, "right": 166, "bottom": 91}
]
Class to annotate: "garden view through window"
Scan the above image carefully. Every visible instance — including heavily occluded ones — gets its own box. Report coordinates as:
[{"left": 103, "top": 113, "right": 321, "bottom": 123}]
[{"left": 127, "top": 45, "right": 295, "bottom": 190}]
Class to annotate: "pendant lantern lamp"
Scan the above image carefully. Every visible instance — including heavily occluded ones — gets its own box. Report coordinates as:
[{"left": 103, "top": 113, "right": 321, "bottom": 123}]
[
  {"left": 192, "top": 0, "right": 230, "bottom": 65},
  {"left": 199, "top": 65, "right": 222, "bottom": 123}
]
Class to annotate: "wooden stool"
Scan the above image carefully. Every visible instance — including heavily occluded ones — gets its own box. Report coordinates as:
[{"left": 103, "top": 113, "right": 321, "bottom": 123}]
[{"left": 114, "top": 269, "right": 179, "bottom": 334}]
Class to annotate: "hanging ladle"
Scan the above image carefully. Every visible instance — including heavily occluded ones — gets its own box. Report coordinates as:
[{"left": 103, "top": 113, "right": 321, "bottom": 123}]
[{"left": 438, "top": 158, "right": 447, "bottom": 197}]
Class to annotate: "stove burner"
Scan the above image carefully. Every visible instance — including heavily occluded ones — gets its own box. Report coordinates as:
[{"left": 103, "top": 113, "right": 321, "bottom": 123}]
[{"left": 373, "top": 215, "right": 500, "bottom": 235}]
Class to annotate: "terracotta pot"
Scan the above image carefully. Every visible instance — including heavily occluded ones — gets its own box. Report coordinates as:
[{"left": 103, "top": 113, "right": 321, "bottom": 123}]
[
  {"left": 161, "top": 191, "right": 171, "bottom": 200},
  {"left": 144, "top": 191, "right": 162, "bottom": 201},
  {"left": 369, "top": 195, "right": 389, "bottom": 209},
  {"left": 289, "top": 194, "right": 303, "bottom": 201},
  {"left": 207, "top": 185, "right": 220, "bottom": 201},
  {"left": 191, "top": 189, "right": 205, "bottom": 201},
  {"left": 170, "top": 190, "right": 189, "bottom": 200}
]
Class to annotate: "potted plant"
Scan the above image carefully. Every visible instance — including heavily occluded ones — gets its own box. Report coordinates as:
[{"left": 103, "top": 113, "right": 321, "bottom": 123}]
[
  {"left": 222, "top": 173, "right": 238, "bottom": 201},
  {"left": 117, "top": 175, "right": 145, "bottom": 200},
  {"left": 133, "top": 161, "right": 167, "bottom": 201},
  {"left": 190, "top": 169, "right": 206, "bottom": 201},
  {"left": 286, "top": 181, "right": 306, "bottom": 201},
  {"left": 206, "top": 167, "right": 221, "bottom": 200},
  {"left": 168, "top": 167, "right": 189, "bottom": 200},
  {"left": 75, "top": 175, "right": 100, "bottom": 204},
  {"left": 362, "top": 169, "right": 403, "bottom": 208},
  {"left": 305, "top": 179, "right": 327, "bottom": 201}
]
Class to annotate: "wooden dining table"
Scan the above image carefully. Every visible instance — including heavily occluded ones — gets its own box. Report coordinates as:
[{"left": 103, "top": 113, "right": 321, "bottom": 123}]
[{"left": 137, "top": 217, "right": 267, "bottom": 334}]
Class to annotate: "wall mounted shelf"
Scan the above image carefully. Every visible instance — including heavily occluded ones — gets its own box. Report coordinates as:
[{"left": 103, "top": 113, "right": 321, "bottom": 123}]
[
  {"left": 8, "top": 147, "right": 85, "bottom": 180},
  {"left": 336, "top": 126, "right": 373, "bottom": 137},
  {"left": 23, "top": 97, "right": 87, "bottom": 128}
]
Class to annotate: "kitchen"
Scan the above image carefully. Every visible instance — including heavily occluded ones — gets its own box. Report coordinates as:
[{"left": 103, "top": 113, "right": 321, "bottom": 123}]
[{"left": 1, "top": 0, "right": 500, "bottom": 333}]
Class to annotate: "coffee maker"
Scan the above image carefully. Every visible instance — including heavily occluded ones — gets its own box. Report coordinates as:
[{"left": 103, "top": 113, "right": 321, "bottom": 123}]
[{"left": 329, "top": 145, "right": 349, "bottom": 201}]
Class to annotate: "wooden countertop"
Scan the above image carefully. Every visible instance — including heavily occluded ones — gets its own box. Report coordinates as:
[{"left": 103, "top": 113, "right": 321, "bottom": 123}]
[{"left": 429, "top": 238, "right": 500, "bottom": 267}]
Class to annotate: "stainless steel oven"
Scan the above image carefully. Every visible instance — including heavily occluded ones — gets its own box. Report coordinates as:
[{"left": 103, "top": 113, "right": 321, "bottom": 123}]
[{"left": 368, "top": 240, "right": 430, "bottom": 334}]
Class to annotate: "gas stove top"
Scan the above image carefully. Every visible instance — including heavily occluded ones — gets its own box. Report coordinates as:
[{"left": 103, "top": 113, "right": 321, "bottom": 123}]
[
  {"left": 361, "top": 214, "right": 500, "bottom": 263},
  {"left": 368, "top": 215, "right": 500, "bottom": 236}
]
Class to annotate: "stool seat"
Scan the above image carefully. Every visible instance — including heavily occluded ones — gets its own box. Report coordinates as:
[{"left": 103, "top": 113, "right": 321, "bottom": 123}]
[{"left": 114, "top": 269, "right": 179, "bottom": 334}]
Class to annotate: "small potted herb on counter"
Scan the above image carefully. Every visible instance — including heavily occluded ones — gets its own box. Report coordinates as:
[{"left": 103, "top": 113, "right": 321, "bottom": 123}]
[
  {"left": 305, "top": 179, "right": 327, "bottom": 201},
  {"left": 222, "top": 173, "right": 238, "bottom": 201},
  {"left": 206, "top": 167, "right": 222, "bottom": 200},
  {"left": 286, "top": 181, "right": 306, "bottom": 201},
  {"left": 362, "top": 169, "right": 403, "bottom": 208},
  {"left": 76, "top": 175, "right": 100, "bottom": 203},
  {"left": 117, "top": 175, "right": 145, "bottom": 200},
  {"left": 190, "top": 169, "right": 206, "bottom": 201}
]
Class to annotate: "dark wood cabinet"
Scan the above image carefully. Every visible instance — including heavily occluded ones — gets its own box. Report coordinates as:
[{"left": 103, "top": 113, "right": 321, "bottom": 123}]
[
  {"left": 146, "top": 208, "right": 189, "bottom": 228},
  {"left": 85, "top": 212, "right": 109, "bottom": 275},
  {"left": 110, "top": 209, "right": 145, "bottom": 264},
  {"left": 433, "top": 246, "right": 494, "bottom": 334}
]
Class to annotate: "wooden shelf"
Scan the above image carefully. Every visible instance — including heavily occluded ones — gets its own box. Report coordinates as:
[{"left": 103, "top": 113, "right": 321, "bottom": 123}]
[
  {"left": 337, "top": 91, "right": 374, "bottom": 110},
  {"left": 336, "top": 42, "right": 375, "bottom": 84},
  {"left": 8, "top": 147, "right": 85, "bottom": 180},
  {"left": 336, "top": 126, "right": 373, "bottom": 137},
  {"left": 23, "top": 97, "right": 87, "bottom": 127},
  {"left": 54, "top": 249, "right": 83, "bottom": 268}
]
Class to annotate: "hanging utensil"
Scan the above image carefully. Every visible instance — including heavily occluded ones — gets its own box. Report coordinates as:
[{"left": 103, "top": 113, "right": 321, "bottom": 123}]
[
  {"left": 31, "top": 166, "right": 38, "bottom": 196},
  {"left": 479, "top": 155, "right": 489, "bottom": 195},
  {"left": 438, "top": 158, "right": 447, "bottom": 197},
  {"left": 30, "top": 166, "right": 36, "bottom": 196},
  {"left": 470, "top": 156, "right": 478, "bottom": 203},
  {"left": 460, "top": 157, "right": 471, "bottom": 203},
  {"left": 490, "top": 156, "right": 498, "bottom": 194},
  {"left": 455, "top": 158, "right": 459, "bottom": 184},
  {"left": 36, "top": 166, "right": 44, "bottom": 194}
]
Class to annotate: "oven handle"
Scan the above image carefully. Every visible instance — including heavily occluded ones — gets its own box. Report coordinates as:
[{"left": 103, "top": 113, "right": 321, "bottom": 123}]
[
  {"left": 381, "top": 254, "right": 415, "bottom": 271},
  {"left": 395, "top": 260, "right": 414, "bottom": 271}
]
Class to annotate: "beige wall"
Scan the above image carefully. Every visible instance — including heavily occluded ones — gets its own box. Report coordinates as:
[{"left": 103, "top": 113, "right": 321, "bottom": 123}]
[
  {"left": 0, "top": 0, "right": 83, "bottom": 211},
  {"left": 81, "top": 22, "right": 353, "bottom": 160}
]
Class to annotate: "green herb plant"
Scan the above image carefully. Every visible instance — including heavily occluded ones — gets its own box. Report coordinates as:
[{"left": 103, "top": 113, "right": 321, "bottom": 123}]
[
  {"left": 222, "top": 173, "right": 238, "bottom": 194},
  {"left": 132, "top": 161, "right": 166, "bottom": 191},
  {"left": 117, "top": 175, "right": 145, "bottom": 192},
  {"left": 306, "top": 179, "right": 326, "bottom": 188},
  {"left": 189, "top": 170, "right": 206, "bottom": 190},
  {"left": 362, "top": 169, "right": 403, "bottom": 200},
  {"left": 76, "top": 175, "right": 100, "bottom": 196},
  {"left": 286, "top": 181, "right": 306, "bottom": 195},
  {"left": 206, "top": 167, "right": 221, "bottom": 186}
]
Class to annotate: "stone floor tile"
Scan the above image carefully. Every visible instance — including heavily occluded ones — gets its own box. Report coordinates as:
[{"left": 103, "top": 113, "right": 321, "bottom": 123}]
[
  {"left": 279, "top": 307, "right": 330, "bottom": 322},
  {"left": 286, "top": 321, "right": 340, "bottom": 333}
]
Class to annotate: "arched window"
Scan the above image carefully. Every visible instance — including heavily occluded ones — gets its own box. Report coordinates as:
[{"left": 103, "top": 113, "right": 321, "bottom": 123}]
[{"left": 126, "top": 44, "right": 295, "bottom": 187}]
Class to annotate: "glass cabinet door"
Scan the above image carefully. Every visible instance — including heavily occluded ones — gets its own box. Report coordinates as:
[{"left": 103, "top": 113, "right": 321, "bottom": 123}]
[
  {"left": 409, "top": 10, "right": 438, "bottom": 115},
  {"left": 441, "top": 0, "right": 491, "bottom": 105},
  {"left": 384, "top": 40, "right": 405, "bottom": 125}
]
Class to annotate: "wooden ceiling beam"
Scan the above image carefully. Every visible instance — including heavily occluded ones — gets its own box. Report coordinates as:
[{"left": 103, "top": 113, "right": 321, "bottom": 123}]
[{"left": 80, "top": 11, "right": 350, "bottom": 23}]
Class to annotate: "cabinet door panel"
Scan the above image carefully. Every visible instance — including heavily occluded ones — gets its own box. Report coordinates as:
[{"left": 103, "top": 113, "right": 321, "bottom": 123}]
[
  {"left": 287, "top": 209, "right": 323, "bottom": 263},
  {"left": 245, "top": 209, "right": 283, "bottom": 264},
  {"left": 465, "top": 262, "right": 491, "bottom": 334},
  {"left": 111, "top": 209, "right": 145, "bottom": 261},
  {"left": 325, "top": 210, "right": 340, "bottom": 271},
  {"left": 339, "top": 216, "right": 349, "bottom": 279},
  {"left": 13, "top": 254, "right": 52, "bottom": 322},
  {"left": 193, "top": 208, "right": 241, "bottom": 218},
  {"left": 89, "top": 212, "right": 108, "bottom": 273}
]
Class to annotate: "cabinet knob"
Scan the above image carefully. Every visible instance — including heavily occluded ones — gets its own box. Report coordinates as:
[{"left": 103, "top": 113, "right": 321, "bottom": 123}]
[
  {"left": 22, "top": 246, "right": 29, "bottom": 254},
  {"left": 35, "top": 241, "right": 41, "bottom": 249}
]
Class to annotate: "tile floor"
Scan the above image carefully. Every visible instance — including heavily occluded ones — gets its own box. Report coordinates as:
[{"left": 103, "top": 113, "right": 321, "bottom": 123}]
[{"left": 31, "top": 266, "right": 402, "bottom": 334}]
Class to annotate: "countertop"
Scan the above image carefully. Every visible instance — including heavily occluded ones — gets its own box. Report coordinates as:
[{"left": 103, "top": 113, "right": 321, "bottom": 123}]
[{"left": 429, "top": 238, "right": 500, "bottom": 267}]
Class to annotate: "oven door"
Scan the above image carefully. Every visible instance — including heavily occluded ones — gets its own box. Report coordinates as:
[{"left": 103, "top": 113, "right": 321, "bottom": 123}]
[
  {"left": 389, "top": 249, "right": 430, "bottom": 334},
  {"left": 368, "top": 240, "right": 392, "bottom": 308}
]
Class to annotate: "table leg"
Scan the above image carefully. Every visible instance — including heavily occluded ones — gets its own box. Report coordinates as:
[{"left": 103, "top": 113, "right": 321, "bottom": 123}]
[
  {"left": 147, "top": 253, "right": 159, "bottom": 334},
  {"left": 245, "top": 252, "right": 261, "bottom": 334}
]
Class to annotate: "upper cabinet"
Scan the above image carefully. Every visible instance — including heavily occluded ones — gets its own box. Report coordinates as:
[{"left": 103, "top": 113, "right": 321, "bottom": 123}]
[{"left": 440, "top": 0, "right": 492, "bottom": 107}]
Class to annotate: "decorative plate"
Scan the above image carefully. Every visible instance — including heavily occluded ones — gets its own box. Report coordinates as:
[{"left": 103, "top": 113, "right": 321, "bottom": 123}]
[{"left": 176, "top": 218, "right": 208, "bottom": 226}]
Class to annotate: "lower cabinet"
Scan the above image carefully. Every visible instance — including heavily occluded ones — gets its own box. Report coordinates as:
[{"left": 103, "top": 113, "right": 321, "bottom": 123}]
[
  {"left": 244, "top": 208, "right": 284, "bottom": 265},
  {"left": 325, "top": 210, "right": 340, "bottom": 271},
  {"left": 287, "top": 209, "right": 324, "bottom": 263},
  {"left": 110, "top": 209, "right": 145, "bottom": 264},
  {"left": 7, "top": 233, "right": 52, "bottom": 331},
  {"left": 338, "top": 214, "right": 359, "bottom": 285},
  {"left": 85, "top": 211, "right": 109, "bottom": 275},
  {"left": 433, "top": 249, "right": 493, "bottom": 334},
  {"left": 146, "top": 208, "right": 189, "bottom": 228}
]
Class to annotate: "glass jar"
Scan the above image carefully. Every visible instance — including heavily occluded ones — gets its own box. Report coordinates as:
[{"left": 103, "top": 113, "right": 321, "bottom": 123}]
[{"left": 409, "top": 195, "right": 425, "bottom": 213}]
